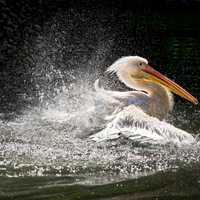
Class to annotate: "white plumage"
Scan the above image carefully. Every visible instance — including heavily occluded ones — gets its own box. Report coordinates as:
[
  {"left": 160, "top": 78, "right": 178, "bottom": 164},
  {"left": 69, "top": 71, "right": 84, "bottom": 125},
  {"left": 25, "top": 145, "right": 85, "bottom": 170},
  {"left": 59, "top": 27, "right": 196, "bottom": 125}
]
[{"left": 90, "top": 56, "right": 198, "bottom": 146}]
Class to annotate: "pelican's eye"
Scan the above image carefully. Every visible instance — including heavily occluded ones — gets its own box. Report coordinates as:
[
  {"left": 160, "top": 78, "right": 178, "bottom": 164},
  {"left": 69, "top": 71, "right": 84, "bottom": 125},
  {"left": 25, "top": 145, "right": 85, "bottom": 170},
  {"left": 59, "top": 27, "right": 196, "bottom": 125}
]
[{"left": 138, "top": 62, "right": 143, "bottom": 68}]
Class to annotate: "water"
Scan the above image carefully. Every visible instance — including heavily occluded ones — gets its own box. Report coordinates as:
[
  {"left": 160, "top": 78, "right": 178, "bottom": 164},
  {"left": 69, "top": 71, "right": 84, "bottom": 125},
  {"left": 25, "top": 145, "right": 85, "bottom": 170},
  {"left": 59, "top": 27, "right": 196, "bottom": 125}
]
[{"left": 1, "top": 3, "right": 200, "bottom": 199}]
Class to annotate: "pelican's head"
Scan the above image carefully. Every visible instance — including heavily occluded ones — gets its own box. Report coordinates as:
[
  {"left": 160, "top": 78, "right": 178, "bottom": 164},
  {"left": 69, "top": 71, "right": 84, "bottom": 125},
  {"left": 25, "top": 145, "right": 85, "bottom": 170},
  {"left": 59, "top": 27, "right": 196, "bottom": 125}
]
[{"left": 107, "top": 56, "right": 198, "bottom": 105}]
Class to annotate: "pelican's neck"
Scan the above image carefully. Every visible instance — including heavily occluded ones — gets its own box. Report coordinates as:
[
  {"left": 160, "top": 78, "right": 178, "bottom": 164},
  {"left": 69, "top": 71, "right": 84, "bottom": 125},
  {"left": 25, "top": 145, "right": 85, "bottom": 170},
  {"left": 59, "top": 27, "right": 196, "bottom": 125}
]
[
  {"left": 146, "top": 82, "right": 174, "bottom": 112},
  {"left": 138, "top": 83, "right": 174, "bottom": 119},
  {"left": 117, "top": 70, "right": 174, "bottom": 119}
]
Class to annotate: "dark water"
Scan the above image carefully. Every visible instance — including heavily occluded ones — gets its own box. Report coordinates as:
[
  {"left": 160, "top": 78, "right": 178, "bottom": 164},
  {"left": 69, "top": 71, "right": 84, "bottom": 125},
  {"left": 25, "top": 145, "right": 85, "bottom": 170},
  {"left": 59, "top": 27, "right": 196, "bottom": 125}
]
[
  {"left": 1, "top": 1, "right": 200, "bottom": 199},
  {"left": 1, "top": 165, "right": 200, "bottom": 200}
]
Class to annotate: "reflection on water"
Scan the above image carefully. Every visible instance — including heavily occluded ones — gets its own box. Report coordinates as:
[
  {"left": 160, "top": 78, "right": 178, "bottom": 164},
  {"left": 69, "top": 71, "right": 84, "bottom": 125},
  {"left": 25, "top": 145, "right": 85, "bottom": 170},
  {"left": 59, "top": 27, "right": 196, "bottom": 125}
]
[{"left": 1, "top": 7, "right": 200, "bottom": 200}]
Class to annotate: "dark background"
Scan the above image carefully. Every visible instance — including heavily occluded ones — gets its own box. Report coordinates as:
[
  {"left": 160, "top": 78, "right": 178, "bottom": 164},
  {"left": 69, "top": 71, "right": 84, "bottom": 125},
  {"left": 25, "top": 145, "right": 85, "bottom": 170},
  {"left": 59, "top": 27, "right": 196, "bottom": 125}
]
[{"left": 1, "top": 0, "right": 200, "bottom": 117}]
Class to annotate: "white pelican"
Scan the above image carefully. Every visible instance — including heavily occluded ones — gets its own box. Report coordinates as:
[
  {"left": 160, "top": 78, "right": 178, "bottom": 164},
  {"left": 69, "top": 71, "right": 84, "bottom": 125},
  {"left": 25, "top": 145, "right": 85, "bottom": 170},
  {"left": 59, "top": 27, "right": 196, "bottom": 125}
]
[
  {"left": 94, "top": 56, "right": 198, "bottom": 120},
  {"left": 90, "top": 56, "right": 198, "bottom": 145}
]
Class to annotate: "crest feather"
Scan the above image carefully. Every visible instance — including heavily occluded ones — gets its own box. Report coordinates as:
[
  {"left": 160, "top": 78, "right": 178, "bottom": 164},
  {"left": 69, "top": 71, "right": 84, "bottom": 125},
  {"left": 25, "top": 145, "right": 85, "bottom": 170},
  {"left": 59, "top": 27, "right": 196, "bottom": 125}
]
[{"left": 106, "top": 56, "right": 148, "bottom": 74}]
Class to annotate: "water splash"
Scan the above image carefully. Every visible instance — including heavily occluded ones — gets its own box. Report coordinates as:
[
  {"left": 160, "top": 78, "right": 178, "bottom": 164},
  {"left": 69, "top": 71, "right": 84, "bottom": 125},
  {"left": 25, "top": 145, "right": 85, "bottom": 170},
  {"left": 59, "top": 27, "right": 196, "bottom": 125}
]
[
  {"left": 1, "top": 69, "right": 200, "bottom": 182},
  {"left": 1, "top": 50, "right": 200, "bottom": 182}
]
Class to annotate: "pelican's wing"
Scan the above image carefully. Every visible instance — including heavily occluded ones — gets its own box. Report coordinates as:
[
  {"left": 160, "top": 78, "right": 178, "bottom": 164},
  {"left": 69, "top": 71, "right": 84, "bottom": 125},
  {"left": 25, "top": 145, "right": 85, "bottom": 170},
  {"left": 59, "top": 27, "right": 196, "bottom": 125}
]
[
  {"left": 94, "top": 79, "right": 149, "bottom": 117},
  {"left": 89, "top": 105, "right": 195, "bottom": 147}
]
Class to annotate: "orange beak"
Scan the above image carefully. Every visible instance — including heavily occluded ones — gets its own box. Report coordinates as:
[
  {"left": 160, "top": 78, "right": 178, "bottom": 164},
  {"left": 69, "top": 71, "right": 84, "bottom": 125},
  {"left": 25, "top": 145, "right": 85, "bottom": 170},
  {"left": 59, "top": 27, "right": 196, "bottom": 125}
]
[{"left": 142, "top": 65, "right": 198, "bottom": 105}]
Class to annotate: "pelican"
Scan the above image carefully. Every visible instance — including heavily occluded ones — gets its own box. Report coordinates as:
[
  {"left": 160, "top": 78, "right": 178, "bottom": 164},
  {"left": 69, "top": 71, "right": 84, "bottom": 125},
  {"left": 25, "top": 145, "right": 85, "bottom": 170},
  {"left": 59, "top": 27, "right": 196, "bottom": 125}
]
[
  {"left": 94, "top": 56, "right": 198, "bottom": 120},
  {"left": 90, "top": 56, "right": 198, "bottom": 145}
]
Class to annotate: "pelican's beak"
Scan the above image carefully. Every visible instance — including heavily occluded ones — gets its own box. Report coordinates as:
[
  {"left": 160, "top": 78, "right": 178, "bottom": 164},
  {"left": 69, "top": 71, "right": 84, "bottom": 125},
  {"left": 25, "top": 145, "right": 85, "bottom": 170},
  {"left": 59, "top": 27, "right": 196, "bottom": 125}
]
[{"left": 142, "top": 65, "right": 198, "bottom": 105}]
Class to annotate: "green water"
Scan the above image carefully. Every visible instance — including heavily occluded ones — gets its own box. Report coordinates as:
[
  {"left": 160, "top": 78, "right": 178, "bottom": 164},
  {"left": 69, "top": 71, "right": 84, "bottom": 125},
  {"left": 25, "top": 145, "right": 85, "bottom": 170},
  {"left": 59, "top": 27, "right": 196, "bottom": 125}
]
[{"left": 1, "top": 164, "right": 200, "bottom": 200}]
